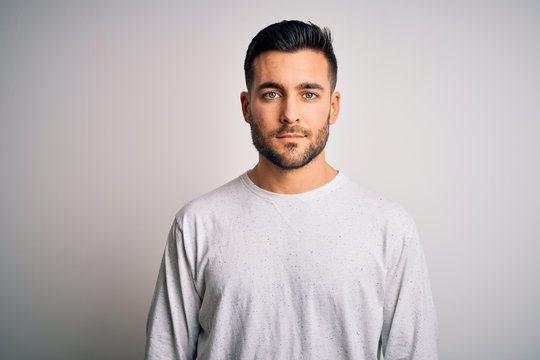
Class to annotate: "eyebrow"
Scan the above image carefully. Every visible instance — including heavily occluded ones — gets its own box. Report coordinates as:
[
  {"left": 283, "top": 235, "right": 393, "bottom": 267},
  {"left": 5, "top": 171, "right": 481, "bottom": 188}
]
[
  {"left": 256, "top": 81, "right": 325, "bottom": 92},
  {"left": 298, "top": 82, "right": 324, "bottom": 91},
  {"left": 257, "top": 82, "right": 285, "bottom": 92}
]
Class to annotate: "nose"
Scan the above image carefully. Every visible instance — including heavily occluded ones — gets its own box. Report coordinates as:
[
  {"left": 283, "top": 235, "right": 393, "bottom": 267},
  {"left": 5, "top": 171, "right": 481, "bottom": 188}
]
[{"left": 280, "top": 96, "right": 300, "bottom": 124}]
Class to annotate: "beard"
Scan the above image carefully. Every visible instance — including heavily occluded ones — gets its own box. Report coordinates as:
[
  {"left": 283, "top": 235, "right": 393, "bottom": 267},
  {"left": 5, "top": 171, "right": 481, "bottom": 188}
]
[{"left": 248, "top": 112, "right": 330, "bottom": 170}]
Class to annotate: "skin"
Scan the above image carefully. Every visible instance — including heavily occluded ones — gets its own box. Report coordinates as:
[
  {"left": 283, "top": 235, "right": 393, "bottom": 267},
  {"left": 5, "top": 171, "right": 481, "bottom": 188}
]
[{"left": 240, "top": 49, "right": 341, "bottom": 194}]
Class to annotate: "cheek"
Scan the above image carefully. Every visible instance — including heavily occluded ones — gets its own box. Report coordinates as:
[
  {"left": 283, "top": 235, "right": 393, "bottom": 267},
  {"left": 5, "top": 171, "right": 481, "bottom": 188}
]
[
  {"left": 305, "top": 103, "right": 330, "bottom": 123},
  {"left": 252, "top": 102, "right": 280, "bottom": 117},
  {"left": 250, "top": 114, "right": 274, "bottom": 135},
  {"left": 251, "top": 106, "right": 278, "bottom": 127}
]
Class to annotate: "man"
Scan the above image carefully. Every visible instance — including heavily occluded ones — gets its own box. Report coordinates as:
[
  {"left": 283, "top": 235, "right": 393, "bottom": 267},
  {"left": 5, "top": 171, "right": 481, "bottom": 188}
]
[{"left": 145, "top": 20, "right": 438, "bottom": 360}]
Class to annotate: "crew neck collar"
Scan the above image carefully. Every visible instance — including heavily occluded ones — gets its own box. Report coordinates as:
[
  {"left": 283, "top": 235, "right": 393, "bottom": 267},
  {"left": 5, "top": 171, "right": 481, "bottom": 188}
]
[{"left": 240, "top": 170, "right": 345, "bottom": 202}]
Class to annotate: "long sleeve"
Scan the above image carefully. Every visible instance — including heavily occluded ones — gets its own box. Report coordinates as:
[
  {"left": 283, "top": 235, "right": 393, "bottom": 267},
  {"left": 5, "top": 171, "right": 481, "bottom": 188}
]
[
  {"left": 380, "top": 208, "right": 438, "bottom": 360},
  {"left": 145, "top": 218, "right": 202, "bottom": 360}
]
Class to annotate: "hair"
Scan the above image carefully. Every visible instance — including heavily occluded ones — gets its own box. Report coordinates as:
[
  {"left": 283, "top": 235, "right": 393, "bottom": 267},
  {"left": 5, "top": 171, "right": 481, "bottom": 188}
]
[{"left": 244, "top": 20, "right": 338, "bottom": 91}]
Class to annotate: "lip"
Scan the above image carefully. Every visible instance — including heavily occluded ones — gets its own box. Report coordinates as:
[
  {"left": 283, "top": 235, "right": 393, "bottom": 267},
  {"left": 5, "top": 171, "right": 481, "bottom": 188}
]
[{"left": 276, "top": 134, "right": 306, "bottom": 138}]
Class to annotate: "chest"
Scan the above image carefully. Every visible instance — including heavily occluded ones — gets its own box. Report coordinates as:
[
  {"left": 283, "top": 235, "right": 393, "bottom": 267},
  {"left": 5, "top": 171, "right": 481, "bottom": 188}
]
[{"left": 199, "top": 208, "right": 386, "bottom": 305}]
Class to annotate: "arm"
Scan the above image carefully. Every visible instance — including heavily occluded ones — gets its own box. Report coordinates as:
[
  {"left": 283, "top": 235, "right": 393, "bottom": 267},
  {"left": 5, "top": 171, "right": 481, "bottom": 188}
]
[
  {"left": 145, "top": 218, "right": 202, "bottom": 360},
  {"left": 380, "top": 207, "right": 438, "bottom": 360}
]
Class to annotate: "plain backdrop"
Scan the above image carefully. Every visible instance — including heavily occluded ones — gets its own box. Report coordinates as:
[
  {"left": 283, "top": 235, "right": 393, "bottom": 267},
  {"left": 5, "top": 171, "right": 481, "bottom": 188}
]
[{"left": 1, "top": 1, "right": 539, "bottom": 359}]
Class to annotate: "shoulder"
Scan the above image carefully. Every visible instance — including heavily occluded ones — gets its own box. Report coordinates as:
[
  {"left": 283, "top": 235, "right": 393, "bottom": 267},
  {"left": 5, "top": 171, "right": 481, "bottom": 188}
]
[
  {"left": 337, "top": 175, "right": 419, "bottom": 250},
  {"left": 173, "top": 174, "right": 247, "bottom": 224},
  {"left": 340, "top": 174, "right": 415, "bottom": 225},
  {"left": 344, "top": 176, "right": 422, "bottom": 258}
]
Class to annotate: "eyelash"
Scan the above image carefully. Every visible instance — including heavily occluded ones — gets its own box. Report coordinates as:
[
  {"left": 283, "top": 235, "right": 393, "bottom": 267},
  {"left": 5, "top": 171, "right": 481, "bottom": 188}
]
[
  {"left": 262, "top": 92, "right": 319, "bottom": 100},
  {"left": 263, "top": 91, "right": 280, "bottom": 99}
]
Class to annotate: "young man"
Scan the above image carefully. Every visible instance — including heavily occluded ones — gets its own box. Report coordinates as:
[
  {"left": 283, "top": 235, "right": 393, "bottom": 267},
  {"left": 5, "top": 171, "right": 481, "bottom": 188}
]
[{"left": 145, "top": 20, "right": 438, "bottom": 360}]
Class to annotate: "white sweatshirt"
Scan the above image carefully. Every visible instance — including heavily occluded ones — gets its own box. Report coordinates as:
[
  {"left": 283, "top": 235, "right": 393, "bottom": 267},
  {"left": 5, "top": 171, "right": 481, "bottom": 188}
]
[{"left": 145, "top": 171, "right": 438, "bottom": 360}]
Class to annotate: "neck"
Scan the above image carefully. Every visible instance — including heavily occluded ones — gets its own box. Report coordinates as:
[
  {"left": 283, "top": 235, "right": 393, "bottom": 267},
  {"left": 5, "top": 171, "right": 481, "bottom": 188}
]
[{"left": 247, "top": 151, "right": 338, "bottom": 194}]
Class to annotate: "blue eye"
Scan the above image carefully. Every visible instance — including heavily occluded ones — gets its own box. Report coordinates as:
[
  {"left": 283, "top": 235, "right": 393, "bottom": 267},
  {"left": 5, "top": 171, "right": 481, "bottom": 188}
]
[
  {"left": 303, "top": 92, "right": 317, "bottom": 99},
  {"left": 263, "top": 91, "right": 280, "bottom": 99}
]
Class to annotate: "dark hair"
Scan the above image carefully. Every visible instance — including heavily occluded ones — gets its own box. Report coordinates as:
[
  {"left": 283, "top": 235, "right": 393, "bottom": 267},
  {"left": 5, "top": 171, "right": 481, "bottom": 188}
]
[{"left": 244, "top": 20, "right": 338, "bottom": 91}]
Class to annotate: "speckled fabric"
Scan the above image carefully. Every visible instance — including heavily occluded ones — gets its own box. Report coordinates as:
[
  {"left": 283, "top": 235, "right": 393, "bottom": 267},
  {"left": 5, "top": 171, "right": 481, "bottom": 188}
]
[{"left": 145, "top": 171, "right": 438, "bottom": 360}]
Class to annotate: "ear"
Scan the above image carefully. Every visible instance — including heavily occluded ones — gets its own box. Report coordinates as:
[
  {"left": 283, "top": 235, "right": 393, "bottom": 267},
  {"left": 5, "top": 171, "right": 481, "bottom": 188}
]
[
  {"left": 329, "top": 91, "right": 340, "bottom": 125},
  {"left": 240, "top": 91, "right": 250, "bottom": 123}
]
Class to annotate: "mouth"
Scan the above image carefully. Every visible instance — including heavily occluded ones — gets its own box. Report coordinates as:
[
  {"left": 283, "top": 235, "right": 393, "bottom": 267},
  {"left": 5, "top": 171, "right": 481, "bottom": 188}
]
[{"left": 276, "top": 134, "right": 306, "bottom": 139}]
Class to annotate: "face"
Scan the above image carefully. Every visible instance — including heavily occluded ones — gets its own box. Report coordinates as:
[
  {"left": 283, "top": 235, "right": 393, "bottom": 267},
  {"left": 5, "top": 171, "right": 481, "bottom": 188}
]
[{"left": 241, "top": 49, "right": 340, "bottom": 170}]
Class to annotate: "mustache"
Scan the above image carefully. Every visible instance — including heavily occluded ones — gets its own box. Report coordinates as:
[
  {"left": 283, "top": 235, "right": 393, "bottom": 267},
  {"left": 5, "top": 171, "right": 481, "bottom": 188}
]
[{"left": 273, "top": 125, "right": 311, "bottom": 137}]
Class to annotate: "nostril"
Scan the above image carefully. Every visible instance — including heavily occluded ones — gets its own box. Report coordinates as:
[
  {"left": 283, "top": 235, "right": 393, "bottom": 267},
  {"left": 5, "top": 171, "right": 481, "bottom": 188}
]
[{"left": 280, "top": 114, "right": 300, "bottom": 124}]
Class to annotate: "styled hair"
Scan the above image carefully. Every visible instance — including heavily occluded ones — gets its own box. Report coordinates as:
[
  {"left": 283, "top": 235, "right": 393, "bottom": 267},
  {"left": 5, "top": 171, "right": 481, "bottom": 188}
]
[{"left": 244, "top": 20, "right": 338, "bottom": 91}]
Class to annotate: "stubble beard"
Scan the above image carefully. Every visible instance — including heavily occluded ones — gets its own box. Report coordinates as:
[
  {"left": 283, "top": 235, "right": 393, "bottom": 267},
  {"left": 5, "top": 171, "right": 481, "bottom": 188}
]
[{"left": 248, "top": 112, "right": 330, "bottom": 170}]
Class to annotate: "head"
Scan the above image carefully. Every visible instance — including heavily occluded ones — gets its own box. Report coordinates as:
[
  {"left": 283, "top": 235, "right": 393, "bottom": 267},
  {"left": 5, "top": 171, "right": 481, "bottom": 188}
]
[
  {"left": 244, "top": 20, "right": 338, "bottom": 93},
  {"left": 241, "top": 20, "right": 340, "bottom": 170}
]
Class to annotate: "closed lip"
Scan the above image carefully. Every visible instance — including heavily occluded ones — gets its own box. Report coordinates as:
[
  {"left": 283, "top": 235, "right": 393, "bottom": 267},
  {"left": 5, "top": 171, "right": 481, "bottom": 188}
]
[{"left": 276, "top": 134, "right": 306, "bottom": 138}]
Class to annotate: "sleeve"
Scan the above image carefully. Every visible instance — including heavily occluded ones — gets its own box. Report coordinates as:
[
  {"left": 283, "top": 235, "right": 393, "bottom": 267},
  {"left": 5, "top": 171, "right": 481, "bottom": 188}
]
[
  {"left": 144, "top": 217, "right": 202, "bottom": 360},
  {"left": 380, "top": 207, "right": 439, "bottom": 360}
]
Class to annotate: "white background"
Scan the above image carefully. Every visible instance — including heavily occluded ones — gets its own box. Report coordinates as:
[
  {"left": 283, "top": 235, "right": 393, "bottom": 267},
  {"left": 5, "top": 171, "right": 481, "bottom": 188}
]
[{"left": 1, "top": 0, "right": 539, "bottom": 359}]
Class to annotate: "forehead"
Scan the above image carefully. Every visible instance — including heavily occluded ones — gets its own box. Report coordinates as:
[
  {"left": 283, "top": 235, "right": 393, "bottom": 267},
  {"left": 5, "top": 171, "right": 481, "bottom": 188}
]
[{"left": 251, "top": 49, "right": 331, "bottom": 88}]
